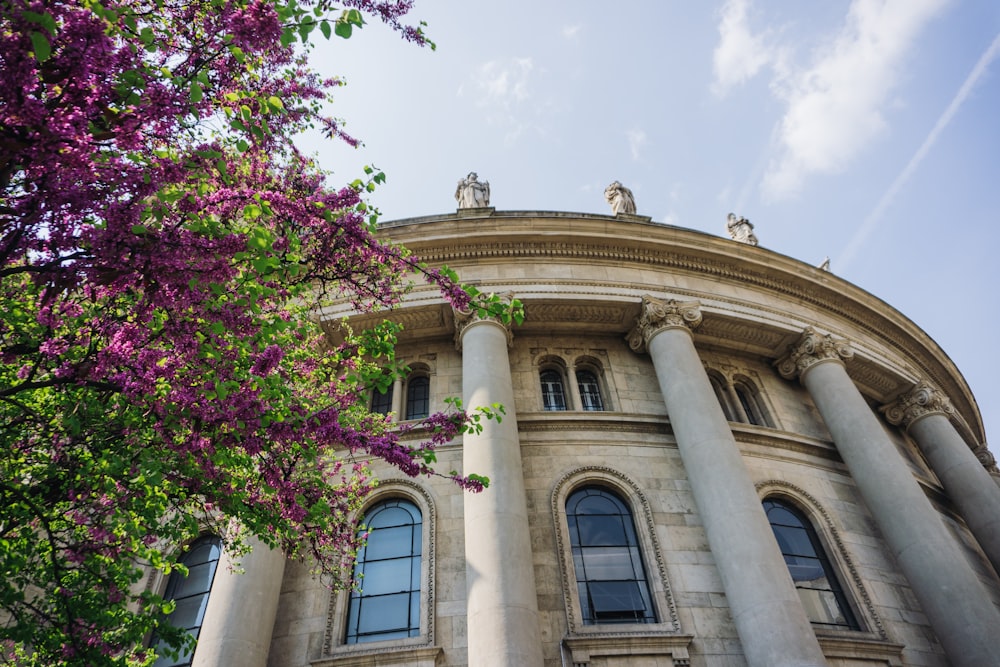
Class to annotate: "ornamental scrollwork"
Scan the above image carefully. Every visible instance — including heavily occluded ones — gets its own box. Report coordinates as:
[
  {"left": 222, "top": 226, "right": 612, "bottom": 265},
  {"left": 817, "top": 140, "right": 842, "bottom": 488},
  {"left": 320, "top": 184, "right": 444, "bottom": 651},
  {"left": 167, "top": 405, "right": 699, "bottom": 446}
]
[
  {"left": 625, "top": 296, "right": 702, "bottom": 354},
  {"left": 882, "top": 381, "right": 955, "bottom": 429},
  {"left": 775, "top": 327, "right": 853, "bottom": 381},
  {"left": 974, "top": 445, "right": 999, "bottom": 474}
]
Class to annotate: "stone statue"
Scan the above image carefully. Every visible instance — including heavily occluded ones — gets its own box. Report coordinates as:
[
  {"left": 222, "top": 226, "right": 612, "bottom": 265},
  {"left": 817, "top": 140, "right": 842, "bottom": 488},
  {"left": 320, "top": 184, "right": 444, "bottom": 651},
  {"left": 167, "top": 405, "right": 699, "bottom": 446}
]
[
  {"left": 455, "top": 172, "right": 490, "bottom": 209},
  {"left": 604, "top": 181, "right": 636, "bottom": 215},
  {"left": 726, "top": 213, "right": 758, "bottom": 246},
  {"left": 818, "top": 257, "right": 831, "bottom": 271}
]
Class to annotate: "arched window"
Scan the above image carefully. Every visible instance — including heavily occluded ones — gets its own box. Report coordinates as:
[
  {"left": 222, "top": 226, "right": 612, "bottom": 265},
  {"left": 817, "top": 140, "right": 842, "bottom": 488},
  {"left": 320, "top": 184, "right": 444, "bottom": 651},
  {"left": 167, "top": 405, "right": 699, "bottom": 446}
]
[
  {"left": 764, "top": 499, "right": 859, "bottom": 630},
  {"left": 576, "top": 370, "right": 605, "bottom": 411},
  {"left": 404, "top": 376, "right": 429, "bottom": 420},
  {"left": 734, "top": 380, "right": 771, "bottom": 427},
  {"left": 567, "top": 487, "right": 656, "bottom": 625},
  {"left": 708, "top": 373, "right": 736, "bottom": 421},
  {"left": 540, "top": 369, "right": 567, "bottom": 411},
  {"left": 371, "top": 385, "right": 393, "bottom": 415},
  {"left": 152, "top": 535, "right": 222, "bottom": 667},
  {"left": 346, "top": 499, "right": 422, "bottom": 644}
]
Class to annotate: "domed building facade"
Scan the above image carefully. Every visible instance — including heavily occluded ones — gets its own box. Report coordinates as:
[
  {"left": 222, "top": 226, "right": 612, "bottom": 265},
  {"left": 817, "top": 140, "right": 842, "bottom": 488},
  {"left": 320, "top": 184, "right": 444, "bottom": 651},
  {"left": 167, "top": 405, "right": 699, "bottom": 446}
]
[{"left": 179, "top": 205, "right": 1000, "bottom": 667}]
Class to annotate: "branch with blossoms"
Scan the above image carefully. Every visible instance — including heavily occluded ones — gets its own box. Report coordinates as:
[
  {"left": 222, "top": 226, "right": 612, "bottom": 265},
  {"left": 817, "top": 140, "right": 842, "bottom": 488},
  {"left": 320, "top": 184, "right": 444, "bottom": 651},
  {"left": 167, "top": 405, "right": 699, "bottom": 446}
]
[{"left": 0, "top": 1, "right": 520, "bottom": 665}]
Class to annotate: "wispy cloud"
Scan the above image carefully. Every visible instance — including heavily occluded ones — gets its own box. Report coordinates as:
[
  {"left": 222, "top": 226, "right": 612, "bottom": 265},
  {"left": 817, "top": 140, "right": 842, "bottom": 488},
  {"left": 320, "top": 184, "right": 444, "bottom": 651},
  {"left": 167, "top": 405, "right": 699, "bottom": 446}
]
[
  {"left": 711, "top": 0, "right": 774, "bottom": 96},
  {"left": 761, "top": 0, "right": 949, "bottom": 200},
  {"left": 562, "top": 24, "right": 582, "bottom": 40},
  {"left": 838, "top": 31, "right": 1000, "bottom": 271},
  {"left": 467, "top": 58, "right": 536, "bottom": 142},
  {"left": 627, "top": 128, "right": 647, "bottom": 161}
]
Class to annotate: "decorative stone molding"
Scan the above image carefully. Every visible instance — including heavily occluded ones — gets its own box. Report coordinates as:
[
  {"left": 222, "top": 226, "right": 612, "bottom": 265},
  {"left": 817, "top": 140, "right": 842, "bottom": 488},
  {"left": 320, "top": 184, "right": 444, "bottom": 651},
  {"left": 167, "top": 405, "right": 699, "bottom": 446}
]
[
  {"left": 776, "top": 327, "right": 854, "bottom": 381},
  {"left": 625, "top": 296, "right": 702, "bottom": 354},
  {"left": 322, "top": 480, "right": 436, "bottom": 658},
  {"left": 562, "top": 633, "right": 694, "bottom": 667},
  {"left": 452, "top": 293, "right": 515, "bottom": 350},
  {"left": 882, "top": 381, "right": 955, "bottom": 430},
  {"left": 755, "top": 480, "right": 888, "bottom": 641},
  {"left": 551, "top": 466, "right": 681, "bottom": 635}
]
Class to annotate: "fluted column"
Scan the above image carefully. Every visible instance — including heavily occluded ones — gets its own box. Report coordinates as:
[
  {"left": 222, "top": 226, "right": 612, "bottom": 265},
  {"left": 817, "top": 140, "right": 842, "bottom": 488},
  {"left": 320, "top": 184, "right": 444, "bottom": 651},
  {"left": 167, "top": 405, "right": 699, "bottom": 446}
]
[
  {"left": 777, "top": 329, "right": 1000, "bottom": 667},
  {"left": 193, "top": 536, "right": 285, "bottom": 667},
  {"left": 566, "top": 359, "right": 584, "bottom": 411},
  {"left": 390, "top": 376, "right": 403, "bottom": 418},
  {"left": 456, "top": 306, "right": 543, "bottom": 667},
  {"left": 884, "top": 382, "right": 1000, "bottom": 575},
  {"left": 627, "top": 296, "right": 827, "bottom": 667}
]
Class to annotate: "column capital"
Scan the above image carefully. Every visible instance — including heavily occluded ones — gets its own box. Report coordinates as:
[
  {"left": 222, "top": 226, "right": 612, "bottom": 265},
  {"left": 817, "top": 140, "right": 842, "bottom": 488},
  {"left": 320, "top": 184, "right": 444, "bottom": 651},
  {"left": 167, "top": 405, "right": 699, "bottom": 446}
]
[
  {"left": 453, "top": 293, "right": 515, "bottom": 350},
  {"left": 775, "top": 327, "right": 854, "bottom": 381},
  {"left": 626, "top": 296, "right": 702, "bottom": 354},
  {"left": 882, "top": 381, "right": 955, "bottom": 430},
  {"left": 974, "top": 445, "right": 999, "bottom": 474}
]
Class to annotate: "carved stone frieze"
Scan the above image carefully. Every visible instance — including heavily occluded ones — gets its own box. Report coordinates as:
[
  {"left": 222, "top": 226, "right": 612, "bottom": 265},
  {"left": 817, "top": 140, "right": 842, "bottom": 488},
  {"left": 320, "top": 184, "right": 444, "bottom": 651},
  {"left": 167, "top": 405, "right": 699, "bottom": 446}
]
[
  {"left": 776, "top": 327, "right": 854, "bottom": 381},
  {"left": 625, "top": 296, "right": 702, "bottom": 354},
  {"left": 882, "top": 381, "right": 955, "bottom": 429},
  {"left": 452, "top": 292, "right": 515, "bottom": 350},
  {"left": 526, "top": 302, "right": 627, "bottom": 326}
]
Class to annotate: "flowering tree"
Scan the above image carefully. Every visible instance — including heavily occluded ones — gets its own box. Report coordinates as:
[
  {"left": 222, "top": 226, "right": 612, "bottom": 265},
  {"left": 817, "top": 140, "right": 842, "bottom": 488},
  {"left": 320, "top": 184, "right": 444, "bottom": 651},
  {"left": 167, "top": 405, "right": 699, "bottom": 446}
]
[{"left": 0, "top": 1, "right": 516, "bottom": 664}]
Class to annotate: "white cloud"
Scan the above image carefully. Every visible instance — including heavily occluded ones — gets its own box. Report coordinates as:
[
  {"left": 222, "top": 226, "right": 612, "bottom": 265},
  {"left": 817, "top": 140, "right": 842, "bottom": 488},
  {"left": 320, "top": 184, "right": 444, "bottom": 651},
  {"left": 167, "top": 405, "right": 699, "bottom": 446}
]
[
  {"left": 762, "top": 0, "right": 949, "bottom": 200},
  {"left": 838, "top": 30, "right": 1000, "bottom": 270},
  {"left": 626, "top": 128, "right": 647, "bottom": 161},
  {"left": 470, "top": 58, "right": 537, "bottom": 142},
  {"left": 712, "top": 0, "right": 774, "bottom": 96},
  {"left": 562, "top": 24, "right": 582, "bottom": 40}
]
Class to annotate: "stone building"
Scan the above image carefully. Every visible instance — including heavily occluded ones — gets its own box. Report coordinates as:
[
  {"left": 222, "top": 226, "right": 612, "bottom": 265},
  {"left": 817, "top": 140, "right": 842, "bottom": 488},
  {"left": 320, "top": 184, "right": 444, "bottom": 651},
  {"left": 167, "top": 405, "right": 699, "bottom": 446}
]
[{"left": 164, "top": 209, "right": 1000, "bottom": 667}]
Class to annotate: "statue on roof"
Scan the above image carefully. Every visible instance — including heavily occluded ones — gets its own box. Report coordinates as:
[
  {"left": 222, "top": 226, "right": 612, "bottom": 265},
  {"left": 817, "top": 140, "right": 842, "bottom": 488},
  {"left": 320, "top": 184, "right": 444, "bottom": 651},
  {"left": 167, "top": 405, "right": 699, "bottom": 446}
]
[
  {"left": 455, "top": 172, "right": 491, "bottom": 209},
  {"left": 726, "top": 212, "right": 758, "bottom": 246},
  {"left": 604, "top": 181, "right": 636, "bottom": 215}
]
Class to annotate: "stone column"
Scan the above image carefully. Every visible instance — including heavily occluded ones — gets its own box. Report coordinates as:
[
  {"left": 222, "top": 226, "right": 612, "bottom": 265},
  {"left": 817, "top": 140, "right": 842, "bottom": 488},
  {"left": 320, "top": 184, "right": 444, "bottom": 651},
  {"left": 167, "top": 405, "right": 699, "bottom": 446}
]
[
  {"left": 627, "top": 297, "right": 827, "bottom": 667},
  {"left": 883, "top": 382, "right": 1000, "bottom": 575},
  {"left": 193, "top": 535, "right": 285, "bottom": 667},
  {"left": 566, "top": 359, "right": 584, "bottom": 411},
  {"left": 456, "top": 307, "right": 544, "bottom": 667},
  {"left": 777, "top": 329, "right": 1000, "bottom": 667},
  {"left": 390, "top": 376, "right": 403, "bottom": 418}
]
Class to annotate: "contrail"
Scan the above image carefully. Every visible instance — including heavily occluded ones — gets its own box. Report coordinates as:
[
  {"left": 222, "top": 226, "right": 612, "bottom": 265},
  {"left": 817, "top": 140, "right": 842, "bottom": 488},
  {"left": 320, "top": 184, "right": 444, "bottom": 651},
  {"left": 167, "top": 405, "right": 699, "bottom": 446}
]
[{"left": 838, "top": 31, "right": 1000, "bottom": 271}]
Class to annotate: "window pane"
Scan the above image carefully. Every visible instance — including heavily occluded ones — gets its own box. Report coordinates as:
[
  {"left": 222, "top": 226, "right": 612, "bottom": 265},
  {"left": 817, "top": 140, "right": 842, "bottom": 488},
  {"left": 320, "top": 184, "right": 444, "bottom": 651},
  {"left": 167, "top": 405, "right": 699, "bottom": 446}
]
[
  {"left": 577, "top": 371, "right": 604, "bottom": 411},
  {"left": 170, "top": 562, "right": 217, "bottom": 601},
  {"left": 405, "top": 377, "right": 429, "bottom": 420},
  {"left": 764, "top": 499, "right": 859, "bottom": 630},
  {"left": 346, "top": 499, "right": 422, "bottom": 644},
  {"left": 567, "top": 487, "right": 656, "bottom": 625},
  {"left": 152, "top": 536, "right": 221, "bottom": 665},
  {"left": 371, "top": 386, "right": 393, "bottom": 415},
  {"left": 541, "top": 370, "right": 567, "bottom": 411}
]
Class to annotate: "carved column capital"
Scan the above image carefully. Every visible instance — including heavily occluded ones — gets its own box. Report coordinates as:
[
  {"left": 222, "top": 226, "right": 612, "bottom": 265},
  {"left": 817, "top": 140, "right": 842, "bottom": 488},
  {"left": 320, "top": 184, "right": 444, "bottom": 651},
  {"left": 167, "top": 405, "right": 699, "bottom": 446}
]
[
  {"left": 775, "top": 327, "right": 854, "bottom": 381},
  {"left": 626, "top": 296, "right": 702, "bottom": 354},
  {"left": 973, "top": 445, "right": 999, "bottom": 474},
  {"left": 882, "top": 381, "right": 955, "bottom": 430},
  {"left": 453, "top": 293, "right": 515, "bottom": 350}
]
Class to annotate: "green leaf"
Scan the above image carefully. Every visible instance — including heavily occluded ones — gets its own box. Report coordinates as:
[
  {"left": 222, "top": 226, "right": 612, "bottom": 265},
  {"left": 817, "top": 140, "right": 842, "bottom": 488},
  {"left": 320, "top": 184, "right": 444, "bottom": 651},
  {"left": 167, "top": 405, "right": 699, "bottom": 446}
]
[
  {"left": 131, "top": 225, "right": 148, "bottom": 235},
  {"left": 319, "top": 20, "right": 332, "bottom": 39},
  {"left": 334, "top": 21, "right": 352, "bottom": 39},
  {"left": 267, "top": 95, "right": 284, "bottom": 112},
  {"left": 189, "top": 82, "right": 203, "bottom": 103},
  {"left": 29, "top": 31, "right": 51, "bottom": 62}
]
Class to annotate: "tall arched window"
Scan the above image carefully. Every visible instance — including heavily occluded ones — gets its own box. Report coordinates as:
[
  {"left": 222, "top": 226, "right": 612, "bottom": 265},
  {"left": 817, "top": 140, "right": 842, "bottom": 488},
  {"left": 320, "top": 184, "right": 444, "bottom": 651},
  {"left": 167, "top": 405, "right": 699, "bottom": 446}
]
[
  {"left": 576, "top": 370, "right": 605, "bottom": 411},
  {"left": 734, "top": 380, "right": 770, "bottom": 426},
  {"left": 764, "top": 499, "right": 859, "bottom": 630},
  {"left": 371, "top": 385, "right": 393, "bottom": 415},
  {"left": 346, "top": 499, "right": 423, "bottom": 644},
  {"left": 567, "top": 487, "right": 656, "bottom": 625},
  {"left": 404, "top": 376, "right": 429, "bottom": 420},
  {"left": 152, "top": 535, "right": 222, "bottom": 667},
  {"left": 540, "top": 369, "right": 567, "bottom": 411},
  {"left": 708, "top": 373, "right": 736, "bottom": 421}
]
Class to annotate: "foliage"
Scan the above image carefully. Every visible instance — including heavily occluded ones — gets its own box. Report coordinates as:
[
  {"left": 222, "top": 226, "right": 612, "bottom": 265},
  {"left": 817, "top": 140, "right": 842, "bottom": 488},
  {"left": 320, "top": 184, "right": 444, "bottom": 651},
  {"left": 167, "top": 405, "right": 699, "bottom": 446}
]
[{"left": 0, "top": 0, "right": 521, "bottom": 664}]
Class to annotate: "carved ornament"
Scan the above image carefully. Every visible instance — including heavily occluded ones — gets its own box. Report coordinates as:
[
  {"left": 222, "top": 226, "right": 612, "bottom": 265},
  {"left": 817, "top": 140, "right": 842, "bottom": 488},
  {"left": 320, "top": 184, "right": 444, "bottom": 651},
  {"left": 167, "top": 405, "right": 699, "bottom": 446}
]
[
  {"left": 625, "top": 296, "right": 702, "bottom": 354},
  {"left": 776, "top": 327, "right": 854, "bottom": 381},
  {"left": 974, "top": 445, "right": 999, "bottom": 474},
  {"left": 882, "top": 381, "right": 955, "bottom": 430},
  {"left": 452, "top": 293, "right": 515, "bottom": 350}
]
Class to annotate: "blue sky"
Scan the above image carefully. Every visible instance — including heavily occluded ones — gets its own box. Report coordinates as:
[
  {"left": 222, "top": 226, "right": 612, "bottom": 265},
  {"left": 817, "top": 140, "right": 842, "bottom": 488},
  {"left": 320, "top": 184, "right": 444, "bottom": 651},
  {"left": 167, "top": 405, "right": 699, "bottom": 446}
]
[{"left": 306, "top": 1, "right": 1000, "bottom": 453}]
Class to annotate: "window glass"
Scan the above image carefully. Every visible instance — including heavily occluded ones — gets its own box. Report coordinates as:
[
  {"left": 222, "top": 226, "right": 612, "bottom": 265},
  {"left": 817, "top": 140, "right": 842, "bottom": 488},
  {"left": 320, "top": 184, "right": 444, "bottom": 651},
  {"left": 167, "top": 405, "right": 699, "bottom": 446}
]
[
  {"left": 405, "top": 376, "right": 429, "bottom": 420},
  {"left": 764, "top": 499, "right": 859, "bottom": 630},
  {"left": 541, "top": 369, "right": 567, "bottom": 411},
  {"left": 734, "top": 382, "right": 769, "bottom": 426},
  {"left": 346, "top": 499, "right": 422, "bottom": 644},
  {"left": 576, "top": 370, "right": 605, "bottom": 411},
  {"left": 371, "top": 385, "right": 393, "bottom": 415},
  {"left": 567, "top": 487, "right": 656, "bottom": 625},
  {"left": 709, "top": 375, "right": 736, "bottom": 421},
  {"left": 152, "top": 536, "right": 222, "bottom": 667}
]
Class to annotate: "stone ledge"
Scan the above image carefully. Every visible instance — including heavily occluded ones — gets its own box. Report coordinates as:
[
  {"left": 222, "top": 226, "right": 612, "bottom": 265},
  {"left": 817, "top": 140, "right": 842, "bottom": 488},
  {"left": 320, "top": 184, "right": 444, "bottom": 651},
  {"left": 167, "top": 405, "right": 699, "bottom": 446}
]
[
  {"left": 311, "top": 645, "right": 442, "bottom": 667},
  {"left": 817, "top": 635, "right": 905, "bottom": 666},
  {"left": 563, "top": 633, "right": 694, "bottom": 667}
]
